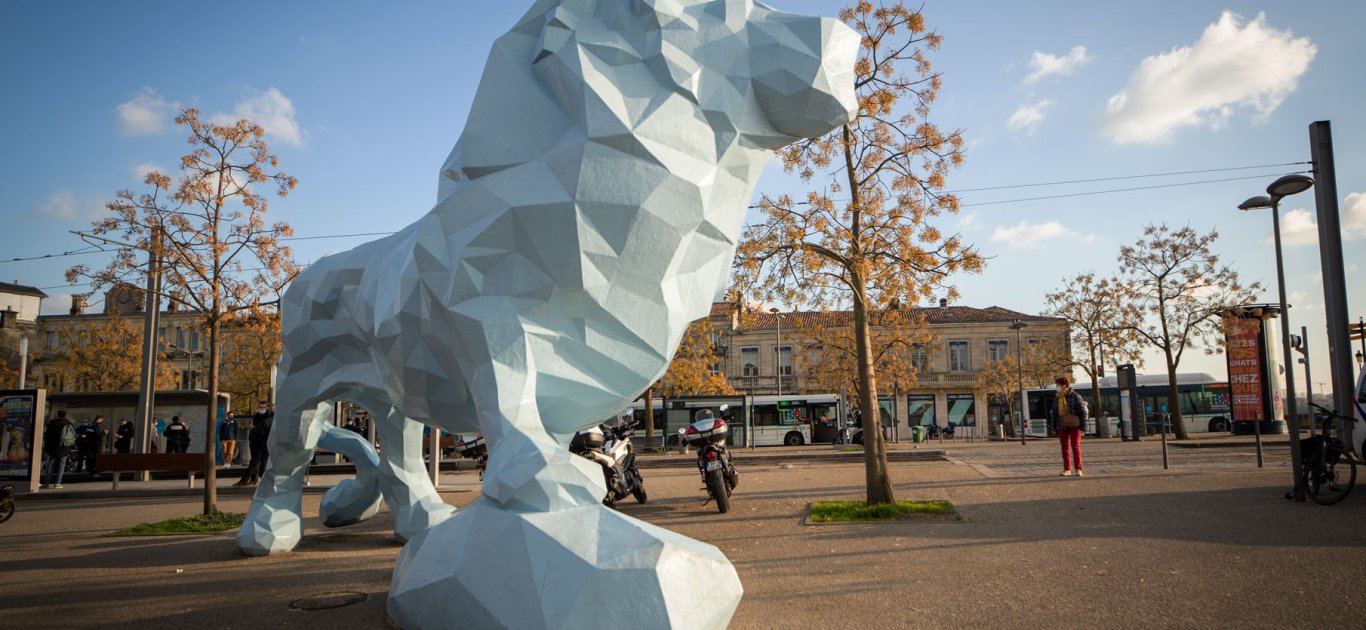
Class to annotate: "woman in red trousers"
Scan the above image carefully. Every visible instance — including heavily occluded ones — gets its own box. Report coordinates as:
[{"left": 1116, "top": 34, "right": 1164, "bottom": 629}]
[{"left": 1048, "top": 376, "right": 1088, "bottom": 476}]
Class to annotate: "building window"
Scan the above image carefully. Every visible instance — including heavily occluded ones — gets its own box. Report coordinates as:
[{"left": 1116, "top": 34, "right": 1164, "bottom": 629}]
[
  {"left": 778, "top": 346, "right": 792, "bottom": 376},
  {"left": 741, "top": 347, "right": 759, "bottom": 377},
  {"left": 911, "top": 346, "right": 930, "bottom": 371},
  {"left": 708, "top": 361, "right": 720, "bottom": 376},
  {"left": 948, "top": 341, "right": 969, "bottom": 372},
  {"left": 988, "top": 340, "right": 1008, "bottom": 362},
  {"left": 947, "top": 393, "right": 976, "bottom": 426},
  {"left": 907, "top": 395, "right": 935, "bottom": 427},
  {"left": 45, "top": 330, "right": 58, "bottom": 350}
]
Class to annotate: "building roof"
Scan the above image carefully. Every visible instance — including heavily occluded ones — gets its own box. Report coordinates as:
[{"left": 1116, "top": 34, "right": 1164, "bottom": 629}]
[
  {"left": 0, "top": 281, "right": 48, "bottom": 299},
  {"left": 721, "top": 304, "right": 1063, "bottom": 332}
]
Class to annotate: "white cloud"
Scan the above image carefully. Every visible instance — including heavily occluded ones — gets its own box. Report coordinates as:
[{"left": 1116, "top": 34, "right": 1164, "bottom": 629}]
[
  {"left": 1101, "top": 11, "right": 1315, "bottom": 144},
  {"left": 954, "top": 210, "right": 981, "bottom": 232},
  {"left": 1276, "top": 208, "right": 1319, "bottom": 246},
  {"left": 132, "top": 162, "right": 165, "bottom": 181},
  {"left": 1267, "top": 193, "right": 1366, "bottom": 246},
  {"left": 990, "top": 220, "right": 1095, "bottom": 248},
  {"left": 211, "top": 87, "right": 305, "bottom": 147},
  {"left": 1025, "top": 46, "right": 1091, "bottom": 83},
  {"left": 115, "top": 87, "right": 178, "bottom": 135},
  {"left": 41, "top": 294, "right": 73, "bottom": 316},
  {"left": 1008, "top": 100, "right": 1053, "bottom": 135},
  {"left": 37, "top": 188, "right": 105, "bottom": 223}
]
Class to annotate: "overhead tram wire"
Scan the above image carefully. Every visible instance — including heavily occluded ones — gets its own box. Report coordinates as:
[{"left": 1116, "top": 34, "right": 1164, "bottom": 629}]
[
  {"left": 744, "top": 167, "right": 1312, "bottom": 212},
  {"left": 1, "top": 231, "right": 399, "bottom": 268},
  {"left": 945, "top": 161, "right": 1311, "bottom": 194}
]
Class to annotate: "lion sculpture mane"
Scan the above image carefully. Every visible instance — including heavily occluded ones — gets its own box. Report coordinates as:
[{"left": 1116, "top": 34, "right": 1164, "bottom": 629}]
[{"left": 237, "top": 0, "right": 855, "bottom": 627}]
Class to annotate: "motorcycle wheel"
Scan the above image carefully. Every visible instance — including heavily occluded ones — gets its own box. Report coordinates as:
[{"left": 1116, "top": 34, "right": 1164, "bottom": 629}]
[
  {"left": 632, "top": 483, "right": 648, "bottom": 504},
  {"left": 0, "top": 500, "right": 13, "bottom": 524},
  {"left": 706, "top": 468, "right": 730, "bottom": 514}
]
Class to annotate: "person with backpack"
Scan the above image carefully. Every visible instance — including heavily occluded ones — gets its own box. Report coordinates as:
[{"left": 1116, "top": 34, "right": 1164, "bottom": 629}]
[
  {"left": 42, "top": 410, "right": 76, "bottom": 489},
  {"left": 1047, "top": 375, "right": 1089, "bottom": 477},
  {"left": 163, "top": 417, "right": 191, "bottom": 453}
]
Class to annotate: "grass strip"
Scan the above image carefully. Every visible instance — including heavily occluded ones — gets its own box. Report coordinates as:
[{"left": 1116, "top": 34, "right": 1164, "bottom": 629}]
[
  {"left": 114, "top": 512, "right": 246, "bottom": 535},
  {"left": 809, "top": 499, "right": 955, "bottom": 523}
]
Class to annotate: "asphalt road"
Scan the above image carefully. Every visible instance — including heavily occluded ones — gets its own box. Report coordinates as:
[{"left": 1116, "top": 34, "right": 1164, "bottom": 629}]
[{"left": 2, "top": 439, "right": 1362, "bottom": 629}]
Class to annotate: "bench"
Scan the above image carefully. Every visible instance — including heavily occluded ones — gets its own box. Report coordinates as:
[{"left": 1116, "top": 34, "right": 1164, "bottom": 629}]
[{"left": 94, "top": 453, "right": 208, "bottom": 490}]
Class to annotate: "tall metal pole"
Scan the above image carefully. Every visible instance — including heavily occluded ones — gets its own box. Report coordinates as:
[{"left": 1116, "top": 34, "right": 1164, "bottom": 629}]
[
  {"left": 1308, "top": 122, "right": 1353, "bottom": 438},
  {"left": 1301, "top": 326, "right": 1314, "bottom": 438},
  {"left": 773, "top": 310, "right": 782, "bottom": 396},
  {"left": 135, "top": 229, "right": 162, "bottom": 460},
  {"left": 1271, "top": 203, "right": 1303, "bottom": 494}
]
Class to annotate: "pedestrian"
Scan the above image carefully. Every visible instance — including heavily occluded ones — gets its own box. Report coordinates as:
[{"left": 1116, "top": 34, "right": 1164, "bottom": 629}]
[
  {"left": 85, "top": 415, "right": 107, "bottom": 471},
  {"left": 42, "top": 410, "right": 75, "bottom": 489},
  {"left": 219, "top": 412, "right": 238, "bottom": 467},
  {"left": 152, "top": 417, "right": 167, "bottom": 453},
  {"left": 234, "top": 401, "right": 273, "bottom": 487},
  {"left": 1048, "top": 375, "right": 1088, "bottom": 477},
  {"left": 163, "top": 416, "right": 191, "bottom": 453},
  {"left": 114, "top": 418, "right": 135, "bottom": 453}
]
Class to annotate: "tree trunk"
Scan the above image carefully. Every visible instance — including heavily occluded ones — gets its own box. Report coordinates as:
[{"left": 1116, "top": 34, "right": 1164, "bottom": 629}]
[
  {"left": 643, "top": 386, "right": 654, "bottom": 443},
  {"left": 1164, "top": 347, "right": 1189, "bottom": 440},
  {"left": 1089, "top": 344, "right": 1102, "bottom": 435},
  {"left": 203, "top": 317, "right": 220, "bottom": 514},
  {"left": 852, "top": 281, "right": 895, "bottom": 505}
]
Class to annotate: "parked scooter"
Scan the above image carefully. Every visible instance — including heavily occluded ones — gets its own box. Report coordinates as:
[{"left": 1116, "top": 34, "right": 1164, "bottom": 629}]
[
  {"left": 683, "top": 407, "right": 739, "bottom": 513},
  {"left": 0, "top": 484, "right": 14, "bottom": 523},
  {"left": 453, "top": 435, "right": 488, "bottom": 480},
  {"left": 570, "top": 419, "right": 647, "bottom": 508}
]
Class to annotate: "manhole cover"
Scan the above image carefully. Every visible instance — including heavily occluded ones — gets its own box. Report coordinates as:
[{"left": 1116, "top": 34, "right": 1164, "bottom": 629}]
[{"left": 289, "top": 591, "right": 368, "bottom": 611}]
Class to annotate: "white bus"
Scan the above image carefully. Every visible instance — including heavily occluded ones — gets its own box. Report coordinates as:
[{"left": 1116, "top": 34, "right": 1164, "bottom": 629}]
[
  {"left": 1022, "top": 372, "right": 1231, "bottom": 437},
  {"left": 748, "top": 394, "right": 842, "bottom": 446}
]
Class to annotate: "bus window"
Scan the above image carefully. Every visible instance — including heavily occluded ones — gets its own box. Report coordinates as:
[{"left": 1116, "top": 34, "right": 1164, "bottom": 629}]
[{"left": 754, "top": 407, "right": 780, "bottom": 427}]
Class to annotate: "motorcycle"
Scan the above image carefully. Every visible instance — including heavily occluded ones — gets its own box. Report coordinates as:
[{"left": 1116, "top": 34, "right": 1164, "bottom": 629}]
[
  {"left": 0, "top": 484, "right": 14, "bottom": 523},
  {"left": 453, "top": 435, "right": 488, "bottom": 480},
  {"left": 683, "top": 408, "right": 739, "bottom": 513},
  {"left": 570, "top": 419, "right": 647, "bottom": 508}
]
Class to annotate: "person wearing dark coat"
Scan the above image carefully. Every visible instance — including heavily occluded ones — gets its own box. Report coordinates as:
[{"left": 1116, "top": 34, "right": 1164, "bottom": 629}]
[
  {"left": 162, "top": 416, "right": 191, "bottom": 453},
  {"left": 42, "top": 410, "right": 74, "bottom": 488},
  {"left": 234, "top": 402, "right": 274, "bottom": 486},
  {"left": 114, "top": 418, "right": 135, "bottom": 453}
]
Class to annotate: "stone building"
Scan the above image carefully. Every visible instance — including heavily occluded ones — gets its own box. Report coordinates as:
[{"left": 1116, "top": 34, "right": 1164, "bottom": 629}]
[
  {"left": 32, "top": 284, "right": 222, "bottom": 392},
  {"left": 706, "top": 301, "right": 1070, "bottom": 429},
  {"left": 0, "top": 281, "right": 46, "bottom": 385}
]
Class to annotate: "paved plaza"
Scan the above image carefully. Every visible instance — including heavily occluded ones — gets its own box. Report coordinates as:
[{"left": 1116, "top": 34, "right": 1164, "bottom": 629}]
[{"left": 2, "top": 437, "right": 1363, "bottom": 629}]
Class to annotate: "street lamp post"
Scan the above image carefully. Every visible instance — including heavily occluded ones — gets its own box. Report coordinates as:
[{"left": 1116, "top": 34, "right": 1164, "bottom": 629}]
[
  {"left": 770, "top": 307, "right": 782, "bottom": 396},
  {"left": 1239, "top": 173, "right": 1315, "bottom": 501},
  {"left": 1010, "top": 319, "right": 1029, "bottom": 446}
]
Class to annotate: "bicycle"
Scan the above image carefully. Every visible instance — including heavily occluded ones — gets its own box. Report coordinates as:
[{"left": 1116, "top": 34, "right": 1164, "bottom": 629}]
[{"left": 1298, "top": 403, "right": 1358, "bottom": 505}]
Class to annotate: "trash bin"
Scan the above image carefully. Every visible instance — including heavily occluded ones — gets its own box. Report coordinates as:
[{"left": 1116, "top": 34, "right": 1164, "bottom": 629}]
[{"left": 911, "top": 426, "right": 925, "bottom": 443}]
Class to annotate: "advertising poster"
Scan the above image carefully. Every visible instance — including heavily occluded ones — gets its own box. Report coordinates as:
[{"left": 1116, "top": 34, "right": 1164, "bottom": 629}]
[
  {"left": 0, "top": 394, "right": 36, "bottom": 477},
  {"left": 1224, "top": 317, "right": 1264, "bottom": 422}
]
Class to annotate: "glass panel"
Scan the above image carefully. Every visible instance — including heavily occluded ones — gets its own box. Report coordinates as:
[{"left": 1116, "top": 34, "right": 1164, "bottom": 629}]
[
  {"left": 906, "top": 395, "right": 935, "bottom": 426},
  {"left": 947, "top": 394, "right": 976, "bottom": 426},
  {"left": 741, "top": 348, "right": 759, "bottom": 376},
  {"left": 987, "top": 340, "right": 1008, "bottom": 362},
  {"left": 949, "top": 341, "right": 969, "bottom": 372},
  {"left": 779, "top": 346, "right": 793, "bottom": 376},
  {"left": 878, "top": 395, "right": 894, "bottom": 427}
]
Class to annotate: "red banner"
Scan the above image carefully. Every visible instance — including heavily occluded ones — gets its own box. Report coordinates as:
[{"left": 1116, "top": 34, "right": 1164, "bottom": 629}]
[{"left": 1224, "top": 317, "right": 1263, "bottom": 422}]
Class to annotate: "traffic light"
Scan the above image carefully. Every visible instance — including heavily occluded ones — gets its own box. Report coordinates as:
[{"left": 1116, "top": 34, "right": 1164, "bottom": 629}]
[{"left": 1290, "top": 334, "right": 1304, "bottom": 353}]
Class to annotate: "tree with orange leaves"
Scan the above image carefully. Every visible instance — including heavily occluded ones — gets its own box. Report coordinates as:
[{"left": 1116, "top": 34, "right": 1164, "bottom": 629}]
[
  {"left": 656, "top": 320, "right": 738, "bottom": 398},
  {"left": 67, "top": 108, "right": 299, "bottom": 514},
  {"left": 735, "top": 3, "right": 981, "bottom": 504}
]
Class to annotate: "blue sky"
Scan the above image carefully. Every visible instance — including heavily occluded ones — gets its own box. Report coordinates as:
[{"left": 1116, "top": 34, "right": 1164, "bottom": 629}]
[{"left": 2, "top": 0, "right": 1364, "bottom": 389}]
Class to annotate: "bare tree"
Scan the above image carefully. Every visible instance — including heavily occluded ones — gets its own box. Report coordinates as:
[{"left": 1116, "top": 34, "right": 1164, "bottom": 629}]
[
  {"left": 68, "top": 108, "right": 299, "bottom": 513},
  {"left": 735, "top": 3, "right": 981, "bottom": 504},
  {"left": 1116, "top": 224, "right": 1261, "bottom": 439},
  {"left": 1045, "top": 273, "right": 1145, "bottom": 419}
]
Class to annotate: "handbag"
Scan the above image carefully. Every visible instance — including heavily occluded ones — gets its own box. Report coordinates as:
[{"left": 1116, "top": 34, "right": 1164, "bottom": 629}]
[{"left": 1061, "top": 413, "right": 1081, "bottom": 429}]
